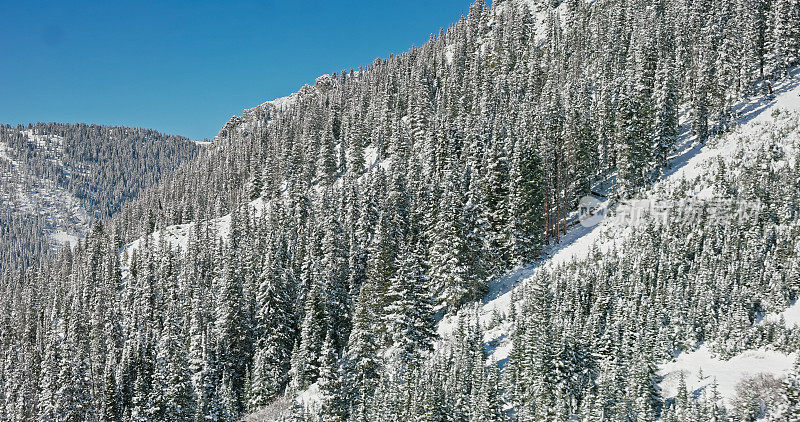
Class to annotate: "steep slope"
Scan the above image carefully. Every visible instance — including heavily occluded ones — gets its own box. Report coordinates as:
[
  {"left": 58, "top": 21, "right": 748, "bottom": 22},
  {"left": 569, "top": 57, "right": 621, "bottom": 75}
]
[
  {"left": 275, "top": 63, "right": 800, "bottom": 421},
  {"left": 0, "top": 123, "right": 200, "bottom": 272},
  {"left": 467, "top": 66, "right": 800, "bottom": 352},
  {"left": 435, "top": 66, "right": 800, "bottom": 418}
]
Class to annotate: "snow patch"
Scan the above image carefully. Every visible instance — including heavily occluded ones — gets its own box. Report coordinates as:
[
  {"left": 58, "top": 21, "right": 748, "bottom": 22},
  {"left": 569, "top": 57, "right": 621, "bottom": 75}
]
[
  {"left": 120, "top": 197, "right": 270, "bottom": 273},
  {"left": 762, "top": 300, "right": 800, "bottom": 329},
  {"left": 296, "top": 383, "right": 322, "bottom": 410},
  {"left": 364, "top": 145, "right": 379, "bottom": 169},
  {"left": 444, "top": 44, "right": 455, "bottom": 65},
  {"left": 658, "top": 345, "right": 796, "bottom": 406},
  {"left": 0, "top": 142, "right": 10, "bottom": 162},
  {"left": 267, "top": 94, "right": 299, "bottom": 111},
  {"left": 496, "top": 0, "right": 570, "bottom": 43},
  {"left": 50, "top": 231, "right": 79, "bottom": 248},
  {"left": 21, "top": 129, "right": 63, "bottom": 148}
]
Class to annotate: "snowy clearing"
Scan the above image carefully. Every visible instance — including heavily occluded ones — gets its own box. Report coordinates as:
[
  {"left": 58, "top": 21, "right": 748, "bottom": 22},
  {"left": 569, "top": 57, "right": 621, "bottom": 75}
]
[
  {"left": 659, "top": 346, "right": 797, "bottom": 407},
  {"left": 50, "top": 231, "right": 79, "bottom": 248}
]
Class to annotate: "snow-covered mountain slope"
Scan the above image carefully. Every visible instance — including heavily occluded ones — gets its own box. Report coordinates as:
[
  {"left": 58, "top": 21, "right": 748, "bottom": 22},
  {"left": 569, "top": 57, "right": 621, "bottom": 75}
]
[
  {"left": 120, "top": 75, "right": 391, "bottom": 269},
  {"left": 118, "top": 138, "right": 390, "bottom": 274},
  {"left": 0, "top": 123, "right": 199, "bottom": 272},
  {"left": 237, "top": 66, "right": 800, "bottom": 419},
  {"left": 0, "top": 130, "right": 90, "bottom": 245},
  {"left": 495, "top": 0, "right": 571, "bottom": 42},
  {"left": 119, "top": 196, "right": 263, "bottom": 273},
  {"left": 437, "top": 66, "right": 800, "bottom": 407},
  {"left": 659, "top": 343, "right": 796, "bottom": 409},
  {"left": 140, "top": 0, "right": 573, "bottom": 269}
]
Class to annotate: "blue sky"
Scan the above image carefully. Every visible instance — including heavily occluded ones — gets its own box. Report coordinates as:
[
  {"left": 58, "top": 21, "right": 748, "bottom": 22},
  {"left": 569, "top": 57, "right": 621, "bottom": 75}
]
[{"left": 0, "top": 1, "right": 475, "bottom": 140}]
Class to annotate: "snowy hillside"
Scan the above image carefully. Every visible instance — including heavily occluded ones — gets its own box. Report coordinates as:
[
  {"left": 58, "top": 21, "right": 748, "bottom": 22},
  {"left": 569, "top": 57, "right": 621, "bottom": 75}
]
[
  {"left": 236, "top": 63, "right": 800, "bottom": 422},
  {"left": 0, "top": 129, "right": 90, "bottom": 245},
  {"left": 0, "top": 123, "right": 199, "bottom": 272},
  {"left": 4, "top": 0, "right": 799, "bottom": 420},
  {"left": 439, "top": 66, "right": 800, "bottom": 412}
]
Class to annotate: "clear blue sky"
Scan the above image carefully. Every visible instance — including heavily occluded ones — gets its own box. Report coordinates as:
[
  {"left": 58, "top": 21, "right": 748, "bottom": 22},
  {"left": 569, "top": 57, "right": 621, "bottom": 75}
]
[{"left": 0, "top": 1, "right": 476, "bottom": 140}]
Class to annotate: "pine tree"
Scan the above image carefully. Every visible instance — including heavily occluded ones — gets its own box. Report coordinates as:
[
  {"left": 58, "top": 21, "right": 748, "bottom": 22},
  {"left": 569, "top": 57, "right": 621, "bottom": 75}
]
[
  {"left": 506, "top": 135, "right": 545, "bottom": 265},
  {"left": 4, "top": 1, "right": 800, "bottom": 420},
  {"left": 295, "top": 277, "right": 328, "bottom": 389},
  {"left": 246, "top": 163, "right": 264, "bottom": 201},
  {"left": 653, "top": 50, "right": 679, "bottom": 172},
  {"left": 319, "top": 331, "right": 346, "bottom": 422},
  {"left": 429, "top": 170, "right": 472, "bottom": 310},
  {"left": 213, "top": 244, "right": 247, "bottom": 417},
  {"left": 343, "top": 280, "right": 382, "bottom": 414},
  {"left": 519, "top": 272, "right": 556, "bottom": 421},
  {"left": 779, "top": 355, "right": 800, "bottom": 420},
  {"left": 631, "top": 354, "right": 660, "bottom": 422},
  {"left": 347, "top": 118, "right": 367, "bottom": 174},
  {"left": 383, "top": 245, "right": 436, "bottom": 364},
  {"left": 766, "top": 0, "right": 800, "bottom": 79},
  {"left": 483, "top": 134, "right": 511, "bottom": 265},
  {"left": 249, "top": 235, "right": 296, "bottom": 408},
  {"left": 691, "top": 30, "right": 712, "bottom": 143},
  {"left": 617, "top": 40, "right": 656, "bottom": 195},
  {"left": 317, "top": 120, "right": 339, "bottom": 185},
  {"left": 320, "top": 212, "right": 350, "bottom": 351},
  {"left": 476, "top": 360, "right": 505, "bottom": 421},
  {"left": 149, "top": 300, "right": 194, "bottom": 421}
]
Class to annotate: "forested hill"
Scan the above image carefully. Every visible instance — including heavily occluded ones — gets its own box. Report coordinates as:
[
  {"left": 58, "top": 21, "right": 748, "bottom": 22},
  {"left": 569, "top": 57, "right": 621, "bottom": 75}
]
[
  {"left": 0, "top": 123, "right": 200, "bottom": 273},
  {"left": 1, "top": 0, "right": 799, "bottom": 421}
]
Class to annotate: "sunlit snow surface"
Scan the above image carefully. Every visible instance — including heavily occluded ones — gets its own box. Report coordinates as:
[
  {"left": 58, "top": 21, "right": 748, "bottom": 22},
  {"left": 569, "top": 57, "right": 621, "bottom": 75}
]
[
  {"left": 50, "top": 230, "right": 79, "bottom": 247},
  {"left": 659, "top": 346, "right": 796, "bottom": 407},
  {"left": 654, "top": 72, "right": 800, "bottom": 403},
  {"left": 762, "top": 300, "right": 800, "bottom": 328},
  {"left": 120, "top": 197, "right": 266, "bottom": 274}
]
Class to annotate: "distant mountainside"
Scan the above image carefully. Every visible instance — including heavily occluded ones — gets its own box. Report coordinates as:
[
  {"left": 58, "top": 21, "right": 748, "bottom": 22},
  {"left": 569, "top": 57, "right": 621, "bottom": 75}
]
[
  {"left": 1, "top": 0, "right": 799, "bottom": 421},
  {"left": 0, "top": 122, "right": 201, "bottom": 272}
]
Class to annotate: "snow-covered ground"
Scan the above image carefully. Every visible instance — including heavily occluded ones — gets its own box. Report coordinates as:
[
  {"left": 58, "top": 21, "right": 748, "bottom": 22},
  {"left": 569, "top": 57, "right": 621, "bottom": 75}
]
[
  {"left": 659, "top": 346, "right": 796, "bottom": 407},
  {"left": 156, "top": 58, "right": 800, "bottom": 418},
  {"left": 297, "top": 384, "right": 322, "bottom": 411},
  {"left": 120, "top": 197, "right": 269, "bottom": 272},
  {"left": 654, "top": 300, "right": 800, "bottom": 406},
  {"left": 50, "top": 230, "right": 79, "bottom": 247},
  {"left": 494, "top": 0, "right": 571, "bottom": 43},
  {"left": 121, "top": 125, "right": 391, "bottom": 273},
  {"left": 21, "top": 129, "right": 64, "bottom": 148},
  {"left": 436, "top": 66, "right": 800, "bottom": 406},
  {"left": 0, "top": 142, "right": 14, "bottom": 164},
  {"left": 762, "top": 300, "right": 800, "bottom": 329}
]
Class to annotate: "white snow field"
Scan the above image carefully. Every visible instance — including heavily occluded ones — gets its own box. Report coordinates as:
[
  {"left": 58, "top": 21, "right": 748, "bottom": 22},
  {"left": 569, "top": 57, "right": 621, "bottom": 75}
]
[
  {"left": 763, "top": 300, "right": 800, "bottom": 329},
  {"left": 659, "top": 346, "right": 796, "bottom": 407},
  {"left": 50, "top": 230, "right": 79, "bottom": 247}
]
